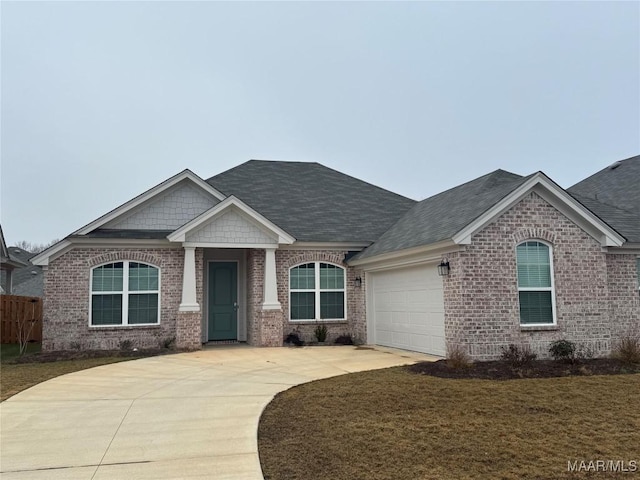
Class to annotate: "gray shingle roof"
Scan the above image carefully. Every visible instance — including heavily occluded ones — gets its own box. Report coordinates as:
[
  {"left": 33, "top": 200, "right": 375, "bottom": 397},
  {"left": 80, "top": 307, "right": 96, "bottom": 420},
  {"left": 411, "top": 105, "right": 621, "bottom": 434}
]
[
  {"left": 569, "top": 193, "right": 640, "bottom": 243},
  {"left": 567, "top": 155, "right": 640, "bottom": 243},
  {"left": 354, "top": 170, "right": 530, "bottom": 260},
  {"left": 568, "top": 155, "right": 640, "bottom": 214},
  {"left": 207, "top": 160, "right": 417, "bottom": 243}
]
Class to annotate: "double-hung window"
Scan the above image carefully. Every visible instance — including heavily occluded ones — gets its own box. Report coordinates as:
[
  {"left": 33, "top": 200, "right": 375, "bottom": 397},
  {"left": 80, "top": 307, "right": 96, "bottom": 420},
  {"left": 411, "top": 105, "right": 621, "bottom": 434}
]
[
  {"left": 90, "top": 261, "right": 160, "bottom": 326},
  {"left": 289, "top": 262, "right": 345, "bottom": 321},
  {"left": 516, "top": 241, "right": 556, "bottom": 325}
]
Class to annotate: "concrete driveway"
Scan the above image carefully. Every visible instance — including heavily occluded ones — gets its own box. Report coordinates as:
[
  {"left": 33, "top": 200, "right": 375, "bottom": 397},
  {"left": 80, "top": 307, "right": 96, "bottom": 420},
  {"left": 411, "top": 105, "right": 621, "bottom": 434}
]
[{"left": 0, "top": 345, "right": 437, "bottom": 479}]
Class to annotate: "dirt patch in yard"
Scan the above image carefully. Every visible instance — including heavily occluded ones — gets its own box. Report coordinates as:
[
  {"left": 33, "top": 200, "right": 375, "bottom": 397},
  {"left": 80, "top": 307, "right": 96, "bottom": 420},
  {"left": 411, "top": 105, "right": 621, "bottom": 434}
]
[{"left": 408, "top": 358, "right": 640, "bottom": 380}]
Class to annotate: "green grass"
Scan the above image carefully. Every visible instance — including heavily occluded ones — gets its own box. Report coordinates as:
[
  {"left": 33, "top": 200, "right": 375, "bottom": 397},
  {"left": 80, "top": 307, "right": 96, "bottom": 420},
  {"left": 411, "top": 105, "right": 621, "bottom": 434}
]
[
  {"left": 258, "top": 367, "right": 640, "bottom": 480},
  {"left": 0, "top": 343, "right": 41, "bottom": 362}
]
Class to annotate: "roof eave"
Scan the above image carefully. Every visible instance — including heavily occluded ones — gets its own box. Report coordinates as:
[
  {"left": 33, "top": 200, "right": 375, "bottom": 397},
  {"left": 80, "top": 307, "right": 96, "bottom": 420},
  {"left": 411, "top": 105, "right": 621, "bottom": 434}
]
[{"left": 348, "top": 239, "right": 460, "bottom": 271}]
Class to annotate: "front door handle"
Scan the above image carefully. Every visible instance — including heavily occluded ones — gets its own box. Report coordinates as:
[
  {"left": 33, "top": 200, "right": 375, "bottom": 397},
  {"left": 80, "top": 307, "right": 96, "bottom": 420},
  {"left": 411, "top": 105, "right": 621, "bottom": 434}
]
[{"left": 233, "top": 302, "right": 239, "bottom": 311}]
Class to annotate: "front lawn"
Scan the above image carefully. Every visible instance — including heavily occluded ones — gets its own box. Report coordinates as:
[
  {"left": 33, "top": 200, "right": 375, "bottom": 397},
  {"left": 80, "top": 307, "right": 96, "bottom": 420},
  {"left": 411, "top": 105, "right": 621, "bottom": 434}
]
[{"left": 258, "top": 367, "right": 640, "bottom": 480}]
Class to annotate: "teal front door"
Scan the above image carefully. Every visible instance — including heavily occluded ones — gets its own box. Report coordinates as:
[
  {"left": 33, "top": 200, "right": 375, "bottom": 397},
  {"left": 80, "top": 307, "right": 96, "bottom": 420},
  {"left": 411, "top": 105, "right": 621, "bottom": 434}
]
[{"left": 208, "top": 262, "right": 238, "bottom": 341}]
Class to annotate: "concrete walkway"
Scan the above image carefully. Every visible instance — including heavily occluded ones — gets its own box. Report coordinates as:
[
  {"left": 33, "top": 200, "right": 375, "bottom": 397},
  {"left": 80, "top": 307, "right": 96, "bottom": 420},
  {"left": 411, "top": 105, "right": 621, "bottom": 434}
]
[{"left": 0, "top": 345, "right": 437, "bottom": 479}]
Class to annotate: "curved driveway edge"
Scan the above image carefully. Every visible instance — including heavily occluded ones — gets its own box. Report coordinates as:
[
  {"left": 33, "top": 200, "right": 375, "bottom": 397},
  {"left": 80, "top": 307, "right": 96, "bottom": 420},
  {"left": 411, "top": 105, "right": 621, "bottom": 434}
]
[{"left": 0, "top": 345, "right": 438, "bottom": 479}]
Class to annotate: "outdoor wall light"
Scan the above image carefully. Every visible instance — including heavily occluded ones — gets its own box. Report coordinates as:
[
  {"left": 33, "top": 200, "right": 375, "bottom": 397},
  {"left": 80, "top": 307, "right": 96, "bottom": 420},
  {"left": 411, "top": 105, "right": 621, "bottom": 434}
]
[
  {"left": 354, "top": 276, "right": 362, "bottom": 287},
  {"left": 437, "top": 259, "right": 450, "bottom": 276}
]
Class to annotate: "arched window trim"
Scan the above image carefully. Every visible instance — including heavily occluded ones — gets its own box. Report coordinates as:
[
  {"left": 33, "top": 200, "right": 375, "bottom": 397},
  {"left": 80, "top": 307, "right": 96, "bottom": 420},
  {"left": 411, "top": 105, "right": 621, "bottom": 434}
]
[
  {"left": 288, "top": 261, "right": 347, "bottom": 322},
  {"left": 516, "top": 240, "right": 557, "bottom": 326},
  {"left": 89, "top": 260, "right": 161, "bottom": 327}
]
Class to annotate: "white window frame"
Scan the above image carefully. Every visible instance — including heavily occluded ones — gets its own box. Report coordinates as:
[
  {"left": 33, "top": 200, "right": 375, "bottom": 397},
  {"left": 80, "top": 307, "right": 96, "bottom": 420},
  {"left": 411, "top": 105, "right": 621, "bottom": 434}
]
[
  {"left": 516, "top": 240, "right": 557, "bottom": 326},
  {"left": 89, "top": 261, "right": 161, "bottom": 327},
  {"left": 289, "top": 261, "right": 347, "bottom": 322}
]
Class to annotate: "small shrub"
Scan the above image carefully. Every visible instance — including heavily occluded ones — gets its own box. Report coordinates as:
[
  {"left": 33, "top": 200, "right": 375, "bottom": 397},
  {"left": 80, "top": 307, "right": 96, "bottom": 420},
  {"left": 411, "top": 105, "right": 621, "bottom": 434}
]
[
  {"left": 314, "top": 324, "right": 328, "bottom": 343},
  {"left": 69, "top": 341, "right": 82, "bottom": 351},
  {"left": 118, "top": 339, "right": 133, "bottom": 351},
  {"left": 335, "top": 334, "right": 354, "bottom": 345},
  {"left": 500, "top": 344, "right": 537, "bottom": 368},
  {"left": 446, "top": 344, "right": 471, "bottom": 370},
  {"left": 162, "top": 336, "right": 176, "bottom": 350},
  {"left": 549, "top": 339, "right": 576, "bottom": 363},
  {"left": 284, "top": 332, "right": 304, "bottom": 347},
  {"left": 612, "top": 333, "right": 640, "bottom": 364}
]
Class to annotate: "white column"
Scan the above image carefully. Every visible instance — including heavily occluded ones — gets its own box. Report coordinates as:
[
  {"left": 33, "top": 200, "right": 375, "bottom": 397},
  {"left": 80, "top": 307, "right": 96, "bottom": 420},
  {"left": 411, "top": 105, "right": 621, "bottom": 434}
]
[
  {"left": 179, "top": 246, "right": 200, "bottom": 312},
  {"left": 262, "top": 247, "right": 281, "bottom": 310}
]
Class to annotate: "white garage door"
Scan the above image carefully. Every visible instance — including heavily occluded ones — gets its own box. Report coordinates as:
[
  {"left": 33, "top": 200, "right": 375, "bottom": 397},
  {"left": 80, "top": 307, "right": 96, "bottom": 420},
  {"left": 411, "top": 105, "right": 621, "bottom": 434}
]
[{"left": 369, "top": 264, "right": 446, "bottom": 357}]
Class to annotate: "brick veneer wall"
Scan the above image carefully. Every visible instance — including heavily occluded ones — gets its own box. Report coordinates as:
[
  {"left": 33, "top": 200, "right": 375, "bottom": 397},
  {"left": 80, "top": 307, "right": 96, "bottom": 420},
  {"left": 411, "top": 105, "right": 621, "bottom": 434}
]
[
  {"left": 275, "top": 250, "right": 366, "bottom": 344},
  {"left": 606, "top": 254, "right": 640, "bottom": 330},
  {"left": 43, "top": 247, "right": 203, "bottom": 351},
  {"left": 443, "top": 192, "right": 637, "bottom": 360}
]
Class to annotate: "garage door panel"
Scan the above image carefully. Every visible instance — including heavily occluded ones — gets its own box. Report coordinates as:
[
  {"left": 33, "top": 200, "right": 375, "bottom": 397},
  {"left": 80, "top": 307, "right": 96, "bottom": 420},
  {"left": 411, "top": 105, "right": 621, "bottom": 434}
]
[{"left": 371, "top": 264, "right": 445, "bottom": 357}]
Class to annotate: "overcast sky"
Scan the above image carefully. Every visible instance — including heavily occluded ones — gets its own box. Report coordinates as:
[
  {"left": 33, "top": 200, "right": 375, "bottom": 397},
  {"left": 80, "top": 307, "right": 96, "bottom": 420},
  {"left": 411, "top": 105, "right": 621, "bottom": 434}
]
[{"left": 1, "top": 1, "right": 638, "bottom": 245}]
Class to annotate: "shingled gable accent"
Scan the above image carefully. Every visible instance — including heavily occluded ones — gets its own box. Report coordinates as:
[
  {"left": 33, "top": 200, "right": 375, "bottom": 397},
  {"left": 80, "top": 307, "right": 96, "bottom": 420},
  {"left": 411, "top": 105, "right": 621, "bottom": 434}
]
[
  {"left": 452, "top": 172, "right": 625, "bottom": 247},
  {"left": 74, "top": 170, "right": 225, "bottom": 236},
  {"left": 167, "top": 196, "right": 296, "bottom": 246},
  {"left": 30, "top": 170, "right": 226, "bottom": 266}
]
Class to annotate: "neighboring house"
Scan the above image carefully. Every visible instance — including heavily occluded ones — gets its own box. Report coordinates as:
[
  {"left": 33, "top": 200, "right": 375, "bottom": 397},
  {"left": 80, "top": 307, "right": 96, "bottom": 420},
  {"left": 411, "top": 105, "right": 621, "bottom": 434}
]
[
  {"left": 32, "top": 157, "right": 640, "bottom": 359},
  {"left": 9, "top": 247, "right": 45, "bottom": 298},
  {"left": 0, "top": 225, "right": 30, "bottom": 294}
]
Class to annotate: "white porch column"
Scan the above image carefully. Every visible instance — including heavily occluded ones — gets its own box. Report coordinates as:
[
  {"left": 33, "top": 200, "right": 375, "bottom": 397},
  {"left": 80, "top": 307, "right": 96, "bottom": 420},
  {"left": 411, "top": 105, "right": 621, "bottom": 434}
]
[
  {"left": 262, "top": 247, "right": 281, "bottom": 310},
  {"left": 179, "top": 246, "right": 200, "bottom": 312}
]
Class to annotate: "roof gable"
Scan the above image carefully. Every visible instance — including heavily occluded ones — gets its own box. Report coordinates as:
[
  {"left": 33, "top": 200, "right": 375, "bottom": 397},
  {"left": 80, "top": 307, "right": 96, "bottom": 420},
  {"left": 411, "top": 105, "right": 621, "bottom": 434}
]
[
  {"left": 207, "top": 160, "right": 416, "bottom": 243},
  {"left": 168, "top": 196, "right": 295, "bottom": 246},
  {"left": 104, "top": 180, "right": 219, "bottom": 231},
  {"left": 353, "top": 170, "right": 625, "bottom": 264},
  {"left": 74, "top": 170, "right": 225, "bottom": 236}
]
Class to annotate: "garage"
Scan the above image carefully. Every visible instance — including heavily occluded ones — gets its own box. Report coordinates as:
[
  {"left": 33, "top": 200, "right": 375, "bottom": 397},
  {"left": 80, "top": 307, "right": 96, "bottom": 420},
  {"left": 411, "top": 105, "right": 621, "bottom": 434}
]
[{"left": 368, "top": 263, "right": 446, "bottom": 357}]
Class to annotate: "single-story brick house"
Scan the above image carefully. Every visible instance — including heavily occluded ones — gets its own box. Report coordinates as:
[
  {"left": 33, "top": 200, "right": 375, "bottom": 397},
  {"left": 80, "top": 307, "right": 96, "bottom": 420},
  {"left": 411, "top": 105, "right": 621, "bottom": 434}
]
[{"left": 32, "top": 156, "right": 640, "bottom": 360}]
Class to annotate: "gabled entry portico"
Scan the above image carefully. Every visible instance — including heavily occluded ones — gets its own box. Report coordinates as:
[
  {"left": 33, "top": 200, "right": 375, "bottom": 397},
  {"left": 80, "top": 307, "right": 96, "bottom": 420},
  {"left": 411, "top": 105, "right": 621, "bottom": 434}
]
[{"left": 167, "top": 196, "right": 296, "bottom": 348}]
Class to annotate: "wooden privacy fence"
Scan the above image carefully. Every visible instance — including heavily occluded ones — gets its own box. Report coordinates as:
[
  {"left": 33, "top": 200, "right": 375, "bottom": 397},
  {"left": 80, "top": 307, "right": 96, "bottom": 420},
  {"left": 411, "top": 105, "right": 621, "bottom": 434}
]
[{"left": 0, "top": 295, "right": 43, "bottom": 344}]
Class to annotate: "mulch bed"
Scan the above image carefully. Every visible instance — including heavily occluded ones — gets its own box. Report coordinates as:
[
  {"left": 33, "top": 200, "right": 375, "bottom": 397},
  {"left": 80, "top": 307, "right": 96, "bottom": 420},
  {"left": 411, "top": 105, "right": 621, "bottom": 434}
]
[
  {"left": 11, "top": 348, "right": 183, "bottom": 364},
  {"left": 408, "top": 358, "right": 640, "bottom": 380}
]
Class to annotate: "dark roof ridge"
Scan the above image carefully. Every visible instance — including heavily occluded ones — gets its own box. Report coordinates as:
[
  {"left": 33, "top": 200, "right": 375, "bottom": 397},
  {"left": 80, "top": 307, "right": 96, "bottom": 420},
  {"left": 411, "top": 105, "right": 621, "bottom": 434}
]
[{"left": 414, "top": 168, "right": 522, "bottom": 203}]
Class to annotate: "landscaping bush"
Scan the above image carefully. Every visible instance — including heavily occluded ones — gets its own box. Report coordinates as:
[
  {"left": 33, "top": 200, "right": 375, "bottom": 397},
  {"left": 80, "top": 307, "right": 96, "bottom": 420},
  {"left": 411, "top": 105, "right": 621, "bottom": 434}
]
[
  {"left": 446, "top": 343, "right": 471, "bottom": 369},
  {"left": 500, "top": 344, "right": 537, "bottom": 368},
  {"left": 334, "top": 334, "right": 354, "bottom": 345},
  {"left": 612, "top": 333, "right": 640, "bottom": 364},
  {"left": 284, "top": 332, "right": 304, "bottom": 347},
  {"left": 549, "top": 339, "right": 577, "bottom": 363},
  {"left": 314, "top": 324, "right": 328, "bottom": 343}
]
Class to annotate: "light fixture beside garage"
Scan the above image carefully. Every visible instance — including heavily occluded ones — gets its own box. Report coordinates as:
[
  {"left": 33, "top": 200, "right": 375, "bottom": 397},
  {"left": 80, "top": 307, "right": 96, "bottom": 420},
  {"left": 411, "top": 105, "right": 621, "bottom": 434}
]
[
  {"left": 354, "top": 276, "right": 363, "bottom": 287},
  {"left": 437, "top": 259, "right": 450, "bottom": 276}
]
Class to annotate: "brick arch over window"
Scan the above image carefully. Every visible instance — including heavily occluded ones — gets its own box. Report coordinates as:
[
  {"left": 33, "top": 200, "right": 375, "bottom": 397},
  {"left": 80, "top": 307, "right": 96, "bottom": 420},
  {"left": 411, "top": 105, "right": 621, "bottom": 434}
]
[
  {"left": 280, "top": 251, "right": 346, "bottom": 271},
  {"left": 512, "top": 228, "right": 557, "bottom": 245},
  {"left": 88, "top": 251, "right": 163, "bottom": 268}
]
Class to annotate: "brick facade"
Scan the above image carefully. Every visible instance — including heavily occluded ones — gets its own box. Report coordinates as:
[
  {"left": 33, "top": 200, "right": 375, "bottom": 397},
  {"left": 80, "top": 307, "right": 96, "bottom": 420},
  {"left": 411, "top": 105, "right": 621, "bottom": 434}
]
[
  {"left": 275, "top": 250, "right": 366, "bottom": 344},
  {"left": 43, "top": 247, "right": 204, "bottom": 351},
  {"left": 42, "top": 220, "right": 635, "bottom": 356},
  {"left": 443, "top": 192, "right": 639, "bottom": 360}
]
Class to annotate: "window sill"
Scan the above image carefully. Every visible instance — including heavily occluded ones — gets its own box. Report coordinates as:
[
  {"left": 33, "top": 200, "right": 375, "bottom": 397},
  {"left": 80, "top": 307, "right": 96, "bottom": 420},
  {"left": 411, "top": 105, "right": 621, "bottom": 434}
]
[
  {"left": 520, "top": 325, "right": 558, "bottom": 332},
  {"left": 288, "top": 320, "right": 348, "bottom": 325},
  {"left": 89, "top": 324, "right": 162, "bottom": 329}
]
